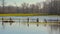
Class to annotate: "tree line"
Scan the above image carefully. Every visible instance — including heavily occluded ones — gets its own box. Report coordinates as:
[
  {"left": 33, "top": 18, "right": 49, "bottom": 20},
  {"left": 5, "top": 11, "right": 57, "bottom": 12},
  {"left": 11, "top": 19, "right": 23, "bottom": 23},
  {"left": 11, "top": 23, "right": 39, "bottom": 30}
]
[{"left": 0, "top": 0, "right": 60, "bottom": 15}]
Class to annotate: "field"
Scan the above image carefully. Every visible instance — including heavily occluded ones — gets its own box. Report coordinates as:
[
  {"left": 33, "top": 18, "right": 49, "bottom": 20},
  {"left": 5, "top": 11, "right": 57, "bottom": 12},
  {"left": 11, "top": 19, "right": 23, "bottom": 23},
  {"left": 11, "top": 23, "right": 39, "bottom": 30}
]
[{"left": 0, "top": 14, "right": 59, "bottom": 16}]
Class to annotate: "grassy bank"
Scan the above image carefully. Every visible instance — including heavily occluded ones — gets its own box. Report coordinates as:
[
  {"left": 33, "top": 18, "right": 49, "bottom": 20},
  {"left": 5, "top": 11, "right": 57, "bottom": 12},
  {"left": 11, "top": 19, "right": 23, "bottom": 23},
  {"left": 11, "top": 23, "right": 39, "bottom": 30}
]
[{"left": 0, "top": 14, "right": 59, "bottom": 16}]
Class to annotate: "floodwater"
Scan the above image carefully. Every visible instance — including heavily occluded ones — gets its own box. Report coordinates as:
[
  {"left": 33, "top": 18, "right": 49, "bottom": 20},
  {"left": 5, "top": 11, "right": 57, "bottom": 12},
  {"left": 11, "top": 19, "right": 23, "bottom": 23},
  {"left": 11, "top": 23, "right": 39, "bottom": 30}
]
[{"left": 0, "top": 16, "right": 60, "bottom": 34}]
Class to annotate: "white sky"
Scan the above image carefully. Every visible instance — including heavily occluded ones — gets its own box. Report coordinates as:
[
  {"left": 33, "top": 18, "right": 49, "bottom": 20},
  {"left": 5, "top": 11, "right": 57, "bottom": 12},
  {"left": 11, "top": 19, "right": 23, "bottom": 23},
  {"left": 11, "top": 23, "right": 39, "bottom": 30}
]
[{"left": 0, "top": 0, "right": 46, "bottom": 6}]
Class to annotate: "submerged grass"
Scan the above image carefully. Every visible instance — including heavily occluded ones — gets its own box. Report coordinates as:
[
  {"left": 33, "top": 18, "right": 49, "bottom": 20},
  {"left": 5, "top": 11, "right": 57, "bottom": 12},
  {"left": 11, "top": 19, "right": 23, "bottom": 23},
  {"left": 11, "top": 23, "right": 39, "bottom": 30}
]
[{"left": 26, "top": 22, "right": 60, "bottom": 25}]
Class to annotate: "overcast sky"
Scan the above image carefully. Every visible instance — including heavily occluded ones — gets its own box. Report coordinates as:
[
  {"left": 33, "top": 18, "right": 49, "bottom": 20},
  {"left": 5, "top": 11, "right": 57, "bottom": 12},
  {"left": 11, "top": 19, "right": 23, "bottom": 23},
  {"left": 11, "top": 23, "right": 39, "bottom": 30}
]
[{"left": 0, "top": 0, "right": 46, "bottom": 6}]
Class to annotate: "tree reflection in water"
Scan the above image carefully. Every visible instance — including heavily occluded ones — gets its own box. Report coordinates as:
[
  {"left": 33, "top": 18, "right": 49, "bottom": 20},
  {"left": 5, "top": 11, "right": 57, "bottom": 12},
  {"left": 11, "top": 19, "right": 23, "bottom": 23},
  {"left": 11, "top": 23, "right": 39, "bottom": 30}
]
[
  {"left": 1, "top": 20, "right": 60, "bottom": 34},
  {"left": 49, "top": 24, "right": 60, "bottom": 34}
]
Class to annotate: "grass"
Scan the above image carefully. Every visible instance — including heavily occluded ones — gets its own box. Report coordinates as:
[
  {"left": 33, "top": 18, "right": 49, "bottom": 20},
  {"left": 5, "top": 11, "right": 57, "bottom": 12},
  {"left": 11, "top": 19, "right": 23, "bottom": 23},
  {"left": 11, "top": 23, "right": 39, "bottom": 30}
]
[
  {"left": 20, "top": 22, "right": 60, "bottom": 25},
  {"left": 0, "top": 13, "right": 59, "bottom": 16}
]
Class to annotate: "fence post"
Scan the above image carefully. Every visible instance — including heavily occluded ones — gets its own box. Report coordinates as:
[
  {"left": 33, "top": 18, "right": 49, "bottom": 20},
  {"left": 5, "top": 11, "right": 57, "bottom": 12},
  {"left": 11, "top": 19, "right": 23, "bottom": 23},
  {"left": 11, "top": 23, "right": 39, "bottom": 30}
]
[{"left": 37, "top": 18, "right": 39, "bottom": 22}]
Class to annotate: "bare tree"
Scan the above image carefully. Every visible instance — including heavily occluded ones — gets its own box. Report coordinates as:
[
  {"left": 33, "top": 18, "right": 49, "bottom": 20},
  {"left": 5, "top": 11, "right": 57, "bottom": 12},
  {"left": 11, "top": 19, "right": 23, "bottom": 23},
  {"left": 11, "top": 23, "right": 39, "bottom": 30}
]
[
  {"left": 21, "top": 3, "right": 29, "bottom": 13},
  {"left": 2, "top": 0, "right": 5, "bottom": 13}
]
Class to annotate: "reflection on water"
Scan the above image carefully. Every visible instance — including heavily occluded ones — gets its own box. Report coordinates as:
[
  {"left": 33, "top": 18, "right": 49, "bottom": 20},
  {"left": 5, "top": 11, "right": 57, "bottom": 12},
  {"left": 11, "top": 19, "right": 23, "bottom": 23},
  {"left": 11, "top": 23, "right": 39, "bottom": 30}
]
[
  {"left": 0, "top": 16, "right": 60, "bottom": 34},
  {"left": 49, "top": 25, "right": 60, "bottom": 34},
  {"left": 0, "top": 22, "right": 60, "bottom": 34}
]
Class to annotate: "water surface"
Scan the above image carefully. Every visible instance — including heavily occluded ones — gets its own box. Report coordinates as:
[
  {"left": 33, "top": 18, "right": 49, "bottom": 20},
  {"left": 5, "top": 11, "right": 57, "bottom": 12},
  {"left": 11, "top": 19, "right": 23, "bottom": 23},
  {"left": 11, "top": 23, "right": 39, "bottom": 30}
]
[{"left": 0, "top": 16, "right": 60, "bottom": 34}]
